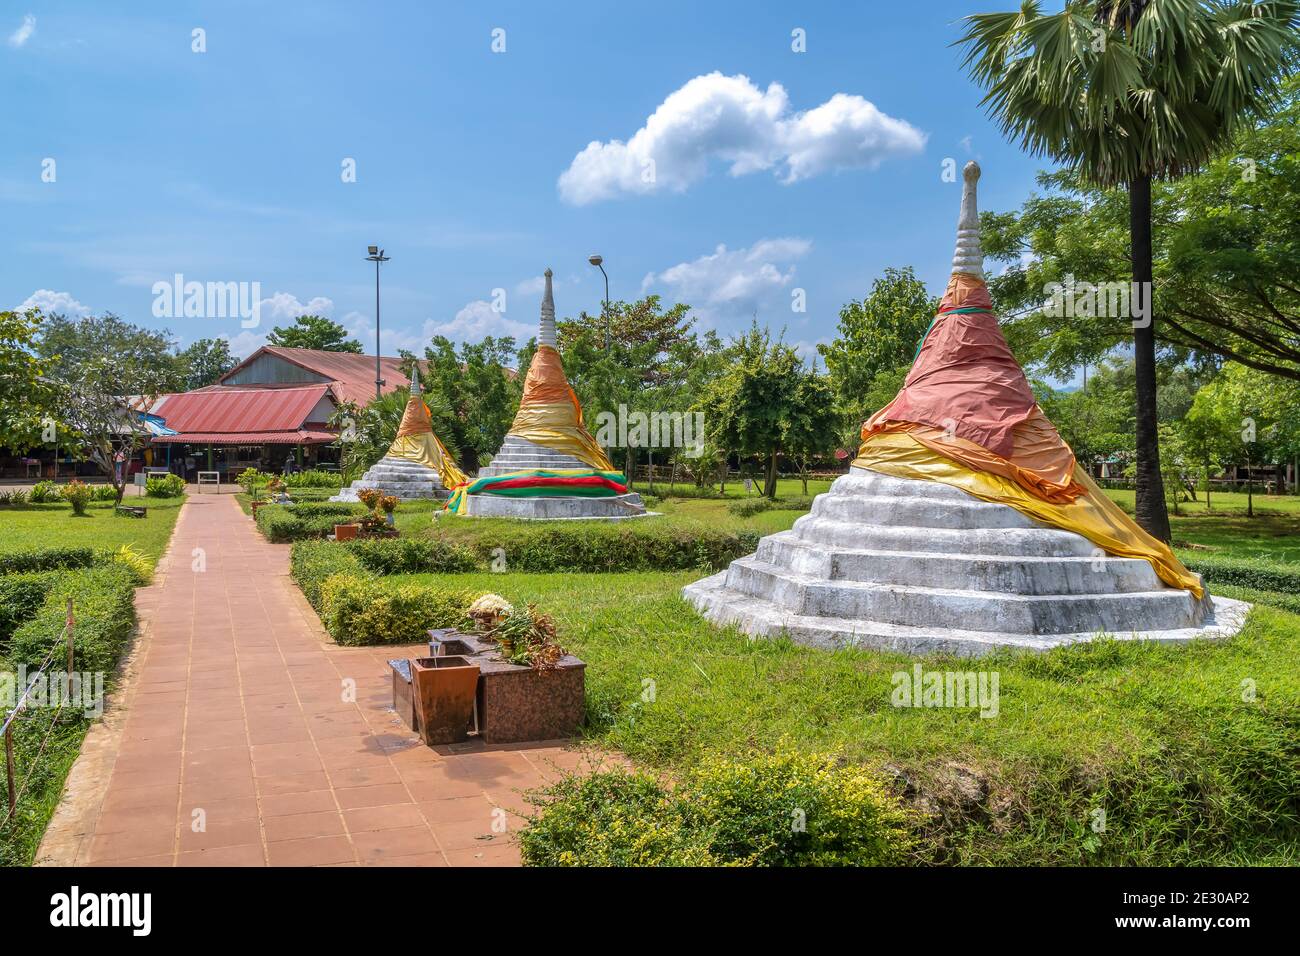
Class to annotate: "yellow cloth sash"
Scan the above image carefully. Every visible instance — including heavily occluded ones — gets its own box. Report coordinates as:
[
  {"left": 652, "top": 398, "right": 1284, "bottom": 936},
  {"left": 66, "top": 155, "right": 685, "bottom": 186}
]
[
  {"left": 384, "top": 393, "right": 469, "bottom": 491},
  {"left": 505, "top": 345, "right": 613, "bottom": 471},
  {"left": 853, "top": 430, "right": 1203, "bottom": 598}
]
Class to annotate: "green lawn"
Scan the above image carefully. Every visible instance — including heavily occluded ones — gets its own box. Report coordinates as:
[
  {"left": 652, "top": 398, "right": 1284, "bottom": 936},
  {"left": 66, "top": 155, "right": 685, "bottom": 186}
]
[{"left": 0, "top": 497, "right": 186, "bottom": 562}]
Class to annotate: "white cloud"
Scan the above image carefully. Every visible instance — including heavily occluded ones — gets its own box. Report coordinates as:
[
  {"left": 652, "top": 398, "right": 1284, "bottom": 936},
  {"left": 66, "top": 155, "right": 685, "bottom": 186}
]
[
  {"left": 425, "top": 300, "right": 534, "bottom": 344},
  {"left": 515, "top": 276, "right": 547, "bottom": 296},
  {"left": 18, "top": 289, "right": 90, "bottom": 316},
  {"left": 558, "top": 72, "right": 925, "bottom": 204},
  {"left": 7, "top": 14, "right": 35, "bottom": 48},
  {"left": 220, "top": 330, "right": 268, "bottom": 359},
  {"left": 256, "top": 291, "right": 335, "bottom": 324},
  {"left": 641, "top": 238, "right": 812, "bottom": 323}
]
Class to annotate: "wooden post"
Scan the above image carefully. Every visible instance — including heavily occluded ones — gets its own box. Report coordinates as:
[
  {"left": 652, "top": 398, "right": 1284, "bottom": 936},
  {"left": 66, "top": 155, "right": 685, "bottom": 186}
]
[
  {"left": 4, "top": 723, "right": 14, "bottom": 824},
  {"left": 65, "top": 598, "right": 75, "bottom": 695}
]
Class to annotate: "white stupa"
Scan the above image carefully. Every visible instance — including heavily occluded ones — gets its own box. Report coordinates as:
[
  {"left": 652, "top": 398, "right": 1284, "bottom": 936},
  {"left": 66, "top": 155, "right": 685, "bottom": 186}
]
[
  {"left": 452, "top": 269, "right": 649, "bottom": 520},
  {"left": 683, "top": 163, "right": 1248, "bottom": 656}
]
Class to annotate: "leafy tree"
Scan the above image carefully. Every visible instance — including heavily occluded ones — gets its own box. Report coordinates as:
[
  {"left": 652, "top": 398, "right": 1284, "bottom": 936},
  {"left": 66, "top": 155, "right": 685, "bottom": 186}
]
[
  {"left": 266, "top": 314, "right": 363, "bottom": 353},
  {"left": 177, "top": 337, "right": 239, "bottom": 389},
  {"left": 783, "top": 369, "right": 840, "bottom": 494},
  {"left": 959, "top": 0, "right": 1298, "bottom": 543},
  {"left": 700, "top": 323, "right": 802, "bottom": 498},
  {"left": 819, "top": 267, "right": 937, "bottom": 452},
  {"left": 415, "top": 336, "right": 521, "bottom": 472},
  {"left": 0, "top": 308, "right": 54, "bottom": 450},
  {"left": 39, "top": 315, "right": 184, "bottom": 503}
]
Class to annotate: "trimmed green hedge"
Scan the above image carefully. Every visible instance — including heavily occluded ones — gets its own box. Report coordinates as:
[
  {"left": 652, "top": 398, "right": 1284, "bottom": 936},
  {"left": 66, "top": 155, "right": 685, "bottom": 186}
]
[
  {"left": 433, "top": 521, "right": 759, "bottom": 573},
  {"left": 256, "top": 503, "right": 366, "bottom": 542},
  {"left": 7, "top": 565, "right": 138, "bottom": 675},
  {"left": 317, "top": 574, "right": 473, "bottom": 646},
  {"left": 0, "top": 547, "right": 96, "bottom": 575},
  {"left": 1183, "top": 555, "right": 1300, "bottom": 595},
  {"left": 347, "top": 538, "right": 479, "bottom": 576}
]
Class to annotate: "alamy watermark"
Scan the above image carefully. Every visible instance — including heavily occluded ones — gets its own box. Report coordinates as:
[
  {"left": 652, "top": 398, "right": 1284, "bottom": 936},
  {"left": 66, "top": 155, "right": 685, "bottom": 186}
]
[
  {"left": 1043, "top": 273, "right": 1151, "bottom": 329},
  {"left": 152, "top": 273, "right": 261, "bottom": 328},
  {"left": 2, "top": 666, "right": 105, "bottom": 718},
  {"left": 594, "top": 404, "right": 705, "bottom": 456},
  {"left": 891, "top": 663, "right": 999, "bottom": 718}
]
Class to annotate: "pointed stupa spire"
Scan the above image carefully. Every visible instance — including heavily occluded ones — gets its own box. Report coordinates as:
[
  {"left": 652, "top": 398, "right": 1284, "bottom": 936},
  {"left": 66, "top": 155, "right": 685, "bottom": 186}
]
[
  {"left": 951, "top": 161, "right": 984, "bottom": 279},
  {"left": 539, "top": 268, "right": 557, "bottom": 348},
  {"left": 409, "top": 362, "right": 422, "bottom": 397}
]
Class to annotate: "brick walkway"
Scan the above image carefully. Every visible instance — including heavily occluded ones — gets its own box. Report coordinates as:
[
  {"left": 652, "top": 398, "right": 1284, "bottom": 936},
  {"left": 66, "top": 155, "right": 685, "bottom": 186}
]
[{"left": 38, "top": 494, "right": 599, "bottom": 867}]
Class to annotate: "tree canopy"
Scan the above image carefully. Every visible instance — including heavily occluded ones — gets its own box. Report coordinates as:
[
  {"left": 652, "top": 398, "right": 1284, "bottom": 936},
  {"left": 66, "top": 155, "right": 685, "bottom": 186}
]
[{"left": 266, "top": 314, "right": 363, "bottom": 353}]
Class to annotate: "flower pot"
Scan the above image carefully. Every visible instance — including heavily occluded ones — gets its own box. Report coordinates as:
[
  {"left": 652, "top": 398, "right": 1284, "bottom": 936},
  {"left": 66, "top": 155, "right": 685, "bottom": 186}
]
[
  {"left": 385, "top": 511, "right": 395, "bottom": 527},
  {"left": 410, "top": 656, "right": 480, "bottom": 745},
  {"left": 334, "top": 523, "right": 359, "bottom": 541}
]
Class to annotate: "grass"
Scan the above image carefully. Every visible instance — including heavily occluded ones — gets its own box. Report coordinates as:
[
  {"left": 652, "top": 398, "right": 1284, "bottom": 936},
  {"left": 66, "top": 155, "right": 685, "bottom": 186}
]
[
  {"left": 389, "top": 568, "right": 1300, "bottom": 865},
  {"left": 0, "top": 498, "right": 187, "bottom": 563},
  {"left": 0, "top": 496, "right": 184, "bottom": 865}
]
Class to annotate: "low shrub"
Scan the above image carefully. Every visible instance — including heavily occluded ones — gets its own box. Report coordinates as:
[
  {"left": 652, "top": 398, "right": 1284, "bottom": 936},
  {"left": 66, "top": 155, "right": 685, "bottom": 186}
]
[
  {"left": 285, "top": 503, "right": 363, "bottom": 519},
  {"left": 7, "top": 564, "right": 138, "bottom": 675},
  {"left": 28, "top": 480, "right": 60, "bottom": 503},
  {"left": 289, "top": 541, "right": 366, "bottom": 610},
  {"left": 1183, "top": 555, "right": 1300, "bottom": 594},
  {"left": 318, "top": 574, "right": 473, "bottom": 646},
  {"left": 520, "top": 748, "right": 914, "bottom": 867},
  {"left": 348, "top": 538, "right": 478, "bottom": 576},
  {"left": 91, "top": 484, "right": 119, "bottom": 501},
  {"left": 283, "top": 469, "right": 343, "bottom": 488},
  {"left": 0, "top": 489, "right": 30, "bottom": 506},
  {"left": 727, "top": 495, "right": 815, "bottom": 518},
  {"left": 111, "top": 544, "right": 154, "bottom": 586},
  {"left": 256, "top": 502, "right": 367, "bottom": 542},
  {"left": 61, "top": 480, "right": 93, "bottom": 515},
  {"left": 145, "top": 473, "right": 185, "bottom": 498},
  {"left": 0, "top": 572, "right": 56, "bottom": 644},
  {"left": 0, "top": 547, "right": 96, "bottom": 575},
  {"left": 433, "top": 521, "right": 759, "bottom": 573}
]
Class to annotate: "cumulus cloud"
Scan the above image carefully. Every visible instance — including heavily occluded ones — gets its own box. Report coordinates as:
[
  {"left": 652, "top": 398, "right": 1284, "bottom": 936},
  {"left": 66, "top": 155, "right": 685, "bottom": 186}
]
[
  {"left": 7, "top": 14, "right": 34, "bottom": 48},
  {"left": 256, "top": 291, "right": 335, "bottom": 324},
  {"left": 220, "top": 330, "right": 268, "bottom": 359},
  {"left": 18, "top": 289, "right": 90, "bottom": 316},
  {"left": 558, "top": 72, "right": 925, "bottom": 204},
  {"left": 425, "top": 300, "right": 533, "bottom": 344},
  {"left": 641, "top": 238, "right": 811, "bottom": 323}
]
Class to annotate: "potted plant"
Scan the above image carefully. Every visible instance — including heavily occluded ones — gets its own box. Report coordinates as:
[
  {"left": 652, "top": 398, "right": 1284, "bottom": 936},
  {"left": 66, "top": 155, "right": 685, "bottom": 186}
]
[
  {"left": 379, "top": 494, "right": 399, "bottom": 527},
  {"left": 334, "top": 522, "right": 360, "bottom": 541},
  {"left": 356, "top": 487, "right": 381, "bottom": 510}
]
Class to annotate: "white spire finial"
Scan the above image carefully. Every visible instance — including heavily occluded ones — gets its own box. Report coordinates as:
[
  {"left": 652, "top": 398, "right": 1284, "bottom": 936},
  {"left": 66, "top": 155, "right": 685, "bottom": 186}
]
[
  {"left": 951, "top": 161, "right": 984, "bottom": 279},
  {"left": 409, "top": 362, "right": 421, "bottom": 397},
  {"left": 539, "top": 268, "right": 556, "bottom": 348}
]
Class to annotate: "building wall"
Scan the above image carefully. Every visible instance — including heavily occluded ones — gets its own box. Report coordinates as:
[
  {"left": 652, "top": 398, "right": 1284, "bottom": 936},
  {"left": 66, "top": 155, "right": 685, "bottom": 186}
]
[{"left": 223, "top": 353, "right": 329, "bottom": 387}]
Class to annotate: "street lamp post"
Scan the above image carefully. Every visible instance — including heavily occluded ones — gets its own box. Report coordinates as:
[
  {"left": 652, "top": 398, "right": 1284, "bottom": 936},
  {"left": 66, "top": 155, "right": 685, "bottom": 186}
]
[
  {"left": 588, "top": 254, "right": 609, "bottom": 350},
  {"left": 365, "top": 245, "right": 390, "bottom": 400}
]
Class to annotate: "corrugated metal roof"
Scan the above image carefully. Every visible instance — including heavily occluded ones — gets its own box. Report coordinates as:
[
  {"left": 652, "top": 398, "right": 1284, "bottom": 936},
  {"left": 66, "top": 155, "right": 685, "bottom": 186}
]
[
  {"left": 152, "top": 428, "right": 336, "bottom": 446},
  {"left": 153, "top": 385, "right": 330, "bottom": 433},
  {"left": 221, "top": 347, "right": 415, "bottom": 407}
]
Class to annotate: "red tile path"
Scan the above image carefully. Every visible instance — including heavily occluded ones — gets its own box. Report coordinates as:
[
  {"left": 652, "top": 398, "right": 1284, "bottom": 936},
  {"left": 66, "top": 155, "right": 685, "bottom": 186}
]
[{"left": 38, "top": 494, "right": 605, "bottom": 867}]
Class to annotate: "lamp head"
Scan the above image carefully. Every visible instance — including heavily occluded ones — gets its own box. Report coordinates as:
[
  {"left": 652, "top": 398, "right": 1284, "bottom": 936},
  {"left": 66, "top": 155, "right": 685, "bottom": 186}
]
[{"left": 588, "top": 254, "right": 603, "bottom": 267}]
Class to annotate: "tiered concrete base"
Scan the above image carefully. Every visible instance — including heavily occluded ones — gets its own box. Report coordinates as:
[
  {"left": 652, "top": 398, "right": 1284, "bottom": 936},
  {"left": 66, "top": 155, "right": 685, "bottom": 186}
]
[
  {"left": 683, "top": 466, "right": 1250, "bottom": 656},
  {"left": 330, "top": 457, "right": 449, "bottom": 502},
  {"left": 464, "top": 436, "right": 650, "bottom": 520}
]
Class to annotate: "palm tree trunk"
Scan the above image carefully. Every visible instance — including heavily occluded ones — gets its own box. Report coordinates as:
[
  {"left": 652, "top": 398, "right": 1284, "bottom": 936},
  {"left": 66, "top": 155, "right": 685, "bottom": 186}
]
[{"left": 1129, "top": 175, "right": 1171, "bottom": 542}]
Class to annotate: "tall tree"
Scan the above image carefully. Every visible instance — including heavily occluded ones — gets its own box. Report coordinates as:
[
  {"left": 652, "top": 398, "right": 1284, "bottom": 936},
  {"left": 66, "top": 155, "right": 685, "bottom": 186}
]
[
  {"left": 266, "top": 314, "right": 363, "bottom": 353},
  {"left": 700, "top": 323, "right": 802, "bottom": 498},
  {"left": 177, "top": 337, "right": 239, "bottom": 389},
  {"left": 0, "top": 308, "right": 54, "bottom": 450},
  {"left": 416, "top": 336, "right": 521, "bottom": 472},
  {"left": 959, "top": 0, "right": 1298, "bottom": 542},
  {"left": 39, "top": 315, "right": 184, "bottom": 503}
]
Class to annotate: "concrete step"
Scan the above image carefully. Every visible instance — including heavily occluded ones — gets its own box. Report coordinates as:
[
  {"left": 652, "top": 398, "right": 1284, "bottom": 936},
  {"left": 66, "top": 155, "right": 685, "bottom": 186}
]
[
  {"left": 722, "top": 556, "right": 1205, "bottom": 635},
  {"left": 682, "top": 572, "right": 1250, "bottom": 657},
  {"left": 790, "top": 514, "right": 1096, "bottom": 557},
  {"left": 755, "top": 531, "right": 1161, "bottom": 593},
  {"left": 461, "top": 491, "right": 648, "bottom": 520}
]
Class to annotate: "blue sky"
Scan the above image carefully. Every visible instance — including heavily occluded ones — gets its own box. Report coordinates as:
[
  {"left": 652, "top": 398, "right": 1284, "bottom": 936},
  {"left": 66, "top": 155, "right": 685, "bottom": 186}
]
[{"left": 2, "top": 1, "right": 1059, "bottom": 362}]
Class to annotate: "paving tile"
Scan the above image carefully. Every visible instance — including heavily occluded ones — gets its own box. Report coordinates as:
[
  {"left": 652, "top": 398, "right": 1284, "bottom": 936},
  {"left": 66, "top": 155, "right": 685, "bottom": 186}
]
[
  {"left": 264, "top": 810, "right": 346, "bottom": 843},
  {"left": 343, "top": 803, "right": 428, "bottom": 832},
  {"left": 265, "top": 835, "right": 355, "bottom": 867}
]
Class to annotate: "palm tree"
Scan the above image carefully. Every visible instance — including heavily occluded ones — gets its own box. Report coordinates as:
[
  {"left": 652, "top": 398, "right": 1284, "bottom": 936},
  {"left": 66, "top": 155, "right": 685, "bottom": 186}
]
[{"left": 958, "top": 0, "right": 1297, "bottom": 541}]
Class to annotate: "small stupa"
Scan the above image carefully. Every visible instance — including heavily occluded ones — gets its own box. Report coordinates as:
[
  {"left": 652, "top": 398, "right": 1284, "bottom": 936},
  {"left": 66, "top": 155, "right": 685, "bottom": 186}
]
[
  {"left": 684, "top": 162, "right": 1248, "bottom": 655},
  {"left": 332, "top": 365, "right": 468, "bottom": 502},
  {"left": 447, "top": 269, "right": 648, "bottom": 519}
]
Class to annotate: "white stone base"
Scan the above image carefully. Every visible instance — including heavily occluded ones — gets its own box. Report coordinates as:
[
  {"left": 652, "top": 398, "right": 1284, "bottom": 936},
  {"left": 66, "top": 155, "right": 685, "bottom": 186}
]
[
  {"left": 460, "top": 492, "right": 653, "bottom": 521},
  {"left": 681, "top": 466, "right": 1251, "bottom": 656},
  {"left": 330, "top": 456, "right": 449, "bottom": 502}
]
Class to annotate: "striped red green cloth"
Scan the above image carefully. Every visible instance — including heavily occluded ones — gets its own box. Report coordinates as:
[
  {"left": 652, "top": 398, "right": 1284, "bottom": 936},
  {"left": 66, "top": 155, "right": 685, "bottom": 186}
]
[{"left": 447, "top": 468, "right": 629, "bottom": 513}]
